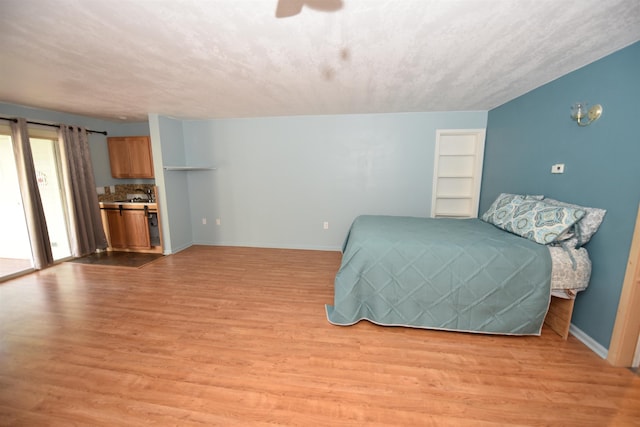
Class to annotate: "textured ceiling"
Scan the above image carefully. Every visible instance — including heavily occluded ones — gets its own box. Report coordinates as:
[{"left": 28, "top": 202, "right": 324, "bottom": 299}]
[{"left": 1, "top": 0, "right": 639, "bottom": 122}]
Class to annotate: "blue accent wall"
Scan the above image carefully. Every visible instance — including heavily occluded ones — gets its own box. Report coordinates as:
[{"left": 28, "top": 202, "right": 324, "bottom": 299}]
[{"left": 480, "top": 42, "right": 640, "bottom": 349}]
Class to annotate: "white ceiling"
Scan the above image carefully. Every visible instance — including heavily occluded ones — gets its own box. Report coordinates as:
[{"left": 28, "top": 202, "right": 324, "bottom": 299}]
[{"left": 1, "top": 0, "right": 639, "bottom": 122}]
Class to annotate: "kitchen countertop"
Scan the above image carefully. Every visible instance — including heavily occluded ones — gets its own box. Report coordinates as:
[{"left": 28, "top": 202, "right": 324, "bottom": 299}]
[{"left": 99, "top": 201, "right": 158, "bottom": 209}]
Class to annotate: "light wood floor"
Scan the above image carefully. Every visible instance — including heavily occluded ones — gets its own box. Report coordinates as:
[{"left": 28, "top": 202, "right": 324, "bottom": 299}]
[{"left": 1, "top": 246, "right": 638, "bottom": 426}]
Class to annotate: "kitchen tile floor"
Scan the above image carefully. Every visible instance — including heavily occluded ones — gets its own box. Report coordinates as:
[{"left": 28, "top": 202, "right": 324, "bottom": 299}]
[{"left": 67, "top": 251, "right": 163, "bottom": 268}]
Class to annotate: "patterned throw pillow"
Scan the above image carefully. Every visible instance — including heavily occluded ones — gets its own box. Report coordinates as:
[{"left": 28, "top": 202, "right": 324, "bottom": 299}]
[
  {"left": 484, "top": 197, "right": 586, "bottom": 244},
  {"left": 506, "top": 200, "right": 585, "bottom": 244},
  {"left": 481, "top": 193, "right": 544, "bottom": 225},
  {"left": 543, "top": 198, "right": 606, "bottom": 248},
  {"left": 482, "top": 193, "right": 520, "bottom": 223}
]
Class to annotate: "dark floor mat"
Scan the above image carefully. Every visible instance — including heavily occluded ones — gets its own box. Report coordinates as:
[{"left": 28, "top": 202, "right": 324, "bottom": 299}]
[{"left": 67, "top": 251, "right": 164, "bottom": 268}]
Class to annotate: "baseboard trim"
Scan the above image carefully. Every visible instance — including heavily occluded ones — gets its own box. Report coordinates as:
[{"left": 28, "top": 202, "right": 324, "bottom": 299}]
[
  {"left": 569, "top": 323, "right": 608, "bottom": 359},
  {"left": 164, "top": 242, "right": 193, "bottom": 255},
  {"left": 192, "top": 241, "right": 342, "bottom": 252}
]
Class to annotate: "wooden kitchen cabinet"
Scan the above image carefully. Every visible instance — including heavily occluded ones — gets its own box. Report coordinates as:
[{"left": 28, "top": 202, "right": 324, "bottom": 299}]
[
  {"left": 103, "top": 207, "right": 151, "bottom": 250},
  {"left": 104, "top": 209, "right": 128, "bottom": 249},
  {"left": 122, "top": 210, "right": 151, "bottom": 249},
  {"left": 107, "top": 136, "right": 154, "bottom": 178}
]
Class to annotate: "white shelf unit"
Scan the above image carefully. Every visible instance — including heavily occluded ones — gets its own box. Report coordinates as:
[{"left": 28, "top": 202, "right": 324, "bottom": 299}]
[
  {"left": 163, "top": 166, "right": 216, "bottom": 171},
  {"left": 431, "top": 129, "right": 486, "bottom": 218}
]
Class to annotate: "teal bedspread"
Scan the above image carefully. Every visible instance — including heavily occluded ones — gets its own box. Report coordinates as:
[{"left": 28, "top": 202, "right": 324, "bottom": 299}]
[{"left": 326, "top": 215, "right": 552, "bottom": 335}]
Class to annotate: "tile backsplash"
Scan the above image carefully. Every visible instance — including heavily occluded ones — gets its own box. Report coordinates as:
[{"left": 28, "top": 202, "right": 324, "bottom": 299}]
[{"left": 97, "top": 184, "right": 156, "bottom": 202}]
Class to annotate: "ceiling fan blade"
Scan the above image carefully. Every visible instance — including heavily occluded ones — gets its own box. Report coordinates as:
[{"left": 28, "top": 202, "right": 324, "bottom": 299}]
[
  {"left": 275, "top": 0, "right": 304, "bottom": 18},
  {"left": 305, "top": 0, "right": 343, "bottom": 12}
]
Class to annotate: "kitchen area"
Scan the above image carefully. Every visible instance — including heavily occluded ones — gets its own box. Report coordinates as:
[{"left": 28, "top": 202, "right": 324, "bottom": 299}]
[
  {"left": 98, "top": 136, "right": 163, "bottom": 254},
  {"left": 1, "top": 111, "right": 202, "bottom": 282}
]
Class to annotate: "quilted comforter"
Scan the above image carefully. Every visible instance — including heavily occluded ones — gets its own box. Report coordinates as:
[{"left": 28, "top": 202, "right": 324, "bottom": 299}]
[{"left": 326, "top": 215, "right": 552, "bottom": 335}]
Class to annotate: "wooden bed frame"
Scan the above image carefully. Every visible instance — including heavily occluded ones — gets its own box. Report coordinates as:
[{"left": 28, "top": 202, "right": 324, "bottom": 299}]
[{"left": 544, "top": 295, "right": 576, "bottom": 340}]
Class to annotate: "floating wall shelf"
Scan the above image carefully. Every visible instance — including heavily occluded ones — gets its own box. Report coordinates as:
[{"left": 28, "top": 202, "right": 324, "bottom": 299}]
[{"left": 163, "top": 166, "right": 216, "bottom": 171}]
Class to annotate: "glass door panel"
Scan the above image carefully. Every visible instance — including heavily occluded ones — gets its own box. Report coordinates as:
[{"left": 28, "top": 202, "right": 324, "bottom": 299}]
[
  {"left": 30, "top": 137, "right": 71, "bottom": 261},
  {"left": 0, "top": 134, "right": 34, "bottom": 278}
]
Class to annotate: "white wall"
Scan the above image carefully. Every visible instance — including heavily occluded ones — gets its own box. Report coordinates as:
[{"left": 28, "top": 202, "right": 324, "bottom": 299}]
[
  {"left": 179, "top": 111, "right": 487, "bottom": 250},
  {"left": 149, "top": 114, "right": 194, "bottom": 254},
  {"left": 2, "top": 104, "right": 487, "bottom": 253}
]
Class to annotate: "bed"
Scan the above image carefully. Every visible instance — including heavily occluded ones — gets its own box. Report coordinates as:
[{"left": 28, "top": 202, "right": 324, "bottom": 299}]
[{"left": 326, "top": 194, "right": 605, "bottom": 338}]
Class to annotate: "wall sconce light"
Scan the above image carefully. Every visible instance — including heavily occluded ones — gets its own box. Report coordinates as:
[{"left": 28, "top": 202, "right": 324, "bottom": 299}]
[{"left": 570, "top": 102, "right": 603, "bottom": 126}]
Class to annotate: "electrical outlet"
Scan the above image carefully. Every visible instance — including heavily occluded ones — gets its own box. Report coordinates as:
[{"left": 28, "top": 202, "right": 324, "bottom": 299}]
[
  {"left": 202, "top": 218, "right": 207, "bottom": 225},
  {"left": 551, "top": 164, "right": 565, "bottom": 174},
  {"left": 323, "top": 221, "right": 329, "bottom": 230},
  {"left": 216, "top": 218, "right": 221, "bottom": 226}
]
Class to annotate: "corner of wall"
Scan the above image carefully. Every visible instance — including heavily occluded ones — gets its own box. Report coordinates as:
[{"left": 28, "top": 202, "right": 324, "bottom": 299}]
[
  {"left": 148, "top": 113, "right": 172, "bottom": 252},
  {"left": 569, "top": 324, "right": 608, "bottom": 359}
]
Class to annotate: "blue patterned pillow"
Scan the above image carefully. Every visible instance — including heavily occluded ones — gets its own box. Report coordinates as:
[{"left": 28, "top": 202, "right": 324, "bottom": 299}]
[
  {"left": 481, "top": 194, "right": 524, "bottom": 225},
  {"left": 481, "top": 193, "right": 544, "bottom": 225},
  {"left": 543, "top": 198, "right": 606, "bottom": 248},
  {"left": 496, "top": 199, "right": 586, "bottom": 244}
]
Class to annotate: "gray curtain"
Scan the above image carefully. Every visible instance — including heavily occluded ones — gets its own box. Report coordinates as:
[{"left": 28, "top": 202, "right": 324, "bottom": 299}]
[
  {"left": 58, "top": 125, "right": 107, "bottom": 257},
  {"left": 10, "top": 118, "right": 54, "bottom": 270}
]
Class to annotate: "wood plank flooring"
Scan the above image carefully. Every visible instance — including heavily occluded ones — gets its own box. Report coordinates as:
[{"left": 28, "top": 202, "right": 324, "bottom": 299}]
[{"left": 0, "top": 245, "right": 638, "bottom": 426}]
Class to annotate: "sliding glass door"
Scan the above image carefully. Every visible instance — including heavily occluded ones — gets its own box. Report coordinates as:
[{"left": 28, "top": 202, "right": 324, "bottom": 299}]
[
  {"left": 0, "top": 127, "right": 72, "bottom": 280},
  {"left": 0, "top": 133, "right": 33, "bottom": 277}
]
